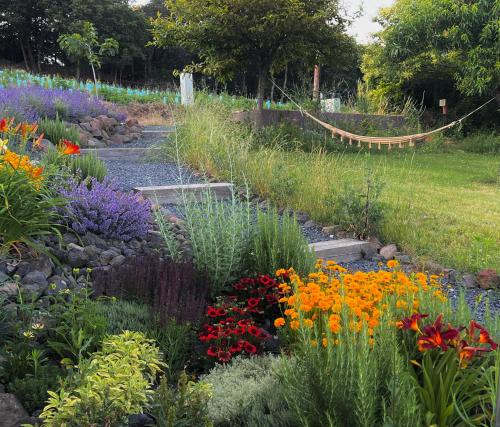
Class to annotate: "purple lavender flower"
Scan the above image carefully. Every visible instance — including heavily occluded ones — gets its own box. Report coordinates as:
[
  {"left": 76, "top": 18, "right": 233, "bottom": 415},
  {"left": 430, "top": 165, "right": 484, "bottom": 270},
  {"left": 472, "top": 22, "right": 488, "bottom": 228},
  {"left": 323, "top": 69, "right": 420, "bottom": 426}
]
[
  {"left": 60, "top": 178, "right": 152, "bottom": 241},
  {"left": 0, "top": 85, "right": 108, "bottom": 122}
]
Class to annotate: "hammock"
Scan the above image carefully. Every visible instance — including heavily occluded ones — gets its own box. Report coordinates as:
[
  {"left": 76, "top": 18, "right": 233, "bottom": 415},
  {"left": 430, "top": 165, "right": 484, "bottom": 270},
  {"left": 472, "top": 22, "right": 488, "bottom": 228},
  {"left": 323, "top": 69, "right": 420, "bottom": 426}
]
[{"left": 271, "top": 78, "right": 496, "bottom": 149}]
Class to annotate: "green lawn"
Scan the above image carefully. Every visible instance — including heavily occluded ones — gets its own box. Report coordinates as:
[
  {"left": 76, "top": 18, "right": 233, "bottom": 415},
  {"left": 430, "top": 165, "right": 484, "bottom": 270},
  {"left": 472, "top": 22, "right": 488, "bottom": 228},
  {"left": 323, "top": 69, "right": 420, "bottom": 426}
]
[{"left": 173, "top": 105, "right": 500, "bottom": 273}]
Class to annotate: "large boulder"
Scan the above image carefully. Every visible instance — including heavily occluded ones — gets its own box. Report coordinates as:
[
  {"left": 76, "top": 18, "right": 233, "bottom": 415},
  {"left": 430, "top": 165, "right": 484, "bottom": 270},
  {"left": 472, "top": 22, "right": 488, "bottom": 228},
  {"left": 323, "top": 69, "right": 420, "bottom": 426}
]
[
  {"left": 476, "top": 269, "right": 499, "bottom": 290},
  {"left": 0, "top": 393, "right": 29, "bottom": 427},
  {"left": 379, "top": 244, "right": 398, "bottom": 260}
]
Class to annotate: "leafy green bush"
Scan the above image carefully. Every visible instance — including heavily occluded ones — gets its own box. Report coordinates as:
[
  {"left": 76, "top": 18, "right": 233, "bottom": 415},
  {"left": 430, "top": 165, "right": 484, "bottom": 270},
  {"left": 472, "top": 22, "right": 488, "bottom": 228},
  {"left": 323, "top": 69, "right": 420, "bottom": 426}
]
[
  {"left": 455, "top": 132, "right": 500, "bottom": 154},
  {"left": 332, "top": 168, "right": 385, "bottom": 239},
  {"left": 250, "top": 208, "right": 314, "bottom": 276},
  {"left": 39, "top": 117, "right": 81, "bottom": 146},
  {"left": 182, "top": 190, "right": 253, "bottom": 296},
  {"left": 7, "top": 364, "right": 61, "bottom": 413},
  {"left": 42, "top": 149, "right": 107, "bottom": 183},
  {"left": 92, "top": 298, "right": 194, "bottom": 379},
  {"left": 151, "top": 372, "right": 213, "bottom": 427},
  {"left": 40, "top": 331, "right": 164, "bottom": 426},
  {"left": 0, "top": 161, "right": 65, "bottom": 254},
  {"left": 202, "top": 355, "right": 295, "bottom": 427}
]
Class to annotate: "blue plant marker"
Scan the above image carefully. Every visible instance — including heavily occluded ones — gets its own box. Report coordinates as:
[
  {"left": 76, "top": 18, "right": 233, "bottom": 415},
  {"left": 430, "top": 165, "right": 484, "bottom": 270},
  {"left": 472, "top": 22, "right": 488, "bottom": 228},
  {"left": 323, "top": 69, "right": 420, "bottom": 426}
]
[{"left": 265, "top": 100, "right": 271, "bottom": 109}]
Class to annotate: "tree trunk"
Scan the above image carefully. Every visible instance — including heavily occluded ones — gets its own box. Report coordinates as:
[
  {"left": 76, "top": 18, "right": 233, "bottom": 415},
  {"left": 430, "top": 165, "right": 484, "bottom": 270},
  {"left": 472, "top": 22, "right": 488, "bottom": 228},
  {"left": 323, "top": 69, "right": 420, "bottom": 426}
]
[
  {"left": 19, "top": 41, "right": 29, "bottom": 71},
  {"left": 280, "top": 63, "right": 288, "bottom": 103},
  {"left": 26, "top": 42, "right": 36, "bottom": 72},
  {"left": 76, "top": 59, "right": 80, "bottom": 81},
  {"left": 256, "top": 68, "right": 266, "bottom": 129},
  {"left": 270, "top": 72, "right": 275, "bottom": 102}
]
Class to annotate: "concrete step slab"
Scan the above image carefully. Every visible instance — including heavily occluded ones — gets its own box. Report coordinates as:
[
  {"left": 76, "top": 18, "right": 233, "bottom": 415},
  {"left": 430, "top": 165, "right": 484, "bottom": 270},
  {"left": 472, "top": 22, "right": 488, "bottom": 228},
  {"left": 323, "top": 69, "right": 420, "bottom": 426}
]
[
  {"left": 309, "top": 239, "right": 375, "bottom": 263},
  {"left": 81, "top": 147, "right": 155, "bottom": 161},
  {"left": 134, "top": 183, "right": 234, "bottom": 204}
]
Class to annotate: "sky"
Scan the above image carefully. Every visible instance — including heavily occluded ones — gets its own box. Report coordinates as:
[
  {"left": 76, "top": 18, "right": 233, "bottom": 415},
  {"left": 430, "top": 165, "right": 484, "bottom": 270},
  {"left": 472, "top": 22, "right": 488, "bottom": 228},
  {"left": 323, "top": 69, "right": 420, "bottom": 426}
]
[
  {"left": 345, "top": 0, "right": 395, "bottom": 43},
  {"left": 131, "top": 0, "right": 395, "bottom": 44}
]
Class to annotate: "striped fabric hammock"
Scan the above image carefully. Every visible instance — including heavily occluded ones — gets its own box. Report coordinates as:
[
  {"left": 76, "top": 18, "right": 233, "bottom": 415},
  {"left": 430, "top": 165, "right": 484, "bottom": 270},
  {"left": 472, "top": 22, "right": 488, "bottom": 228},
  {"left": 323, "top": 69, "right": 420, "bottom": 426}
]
[{"left": 272, "top": 79, "right": 496, "bottom": 149}]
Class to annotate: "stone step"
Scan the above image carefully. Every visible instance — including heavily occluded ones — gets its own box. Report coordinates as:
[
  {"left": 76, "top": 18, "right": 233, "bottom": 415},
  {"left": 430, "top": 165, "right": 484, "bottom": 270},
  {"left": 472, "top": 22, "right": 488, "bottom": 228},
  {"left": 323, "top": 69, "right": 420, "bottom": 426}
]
[
  {"left": 134, "top": 183, "right": 234, "bottom": 204},
  {"left": 309, "top": 239, "right": 375, "bottom": 263},
  {"left": 81, "top": 147, "right": 149, "bottom": 161}
]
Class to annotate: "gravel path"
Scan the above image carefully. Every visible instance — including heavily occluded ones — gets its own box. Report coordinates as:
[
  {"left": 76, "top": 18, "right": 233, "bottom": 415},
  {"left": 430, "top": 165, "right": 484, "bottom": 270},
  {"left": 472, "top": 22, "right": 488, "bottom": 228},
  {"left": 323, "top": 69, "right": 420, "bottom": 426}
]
[{"left": 105, "top": 128, "right": 333, "bottom": 244}]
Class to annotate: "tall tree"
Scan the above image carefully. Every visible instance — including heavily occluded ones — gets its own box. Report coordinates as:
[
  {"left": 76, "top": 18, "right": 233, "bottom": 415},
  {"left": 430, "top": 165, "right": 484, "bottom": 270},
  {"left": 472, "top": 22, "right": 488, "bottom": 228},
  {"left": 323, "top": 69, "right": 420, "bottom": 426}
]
[
  {"left": 150, "top": 0, "right": 346, "bottom": 124},
  {"left": 363, "top": 0, "right": 499, "bottom": 103}
]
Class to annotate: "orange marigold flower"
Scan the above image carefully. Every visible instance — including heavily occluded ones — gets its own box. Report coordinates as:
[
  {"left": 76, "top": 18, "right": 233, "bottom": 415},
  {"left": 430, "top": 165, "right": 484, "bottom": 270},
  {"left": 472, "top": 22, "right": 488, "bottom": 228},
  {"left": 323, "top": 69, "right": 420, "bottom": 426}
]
[
  {"left": 274, "top": 317, "right": 286, "bottom": 328},
  {"left": 387, "top": 259, "right": 400, "bottom": 269}
]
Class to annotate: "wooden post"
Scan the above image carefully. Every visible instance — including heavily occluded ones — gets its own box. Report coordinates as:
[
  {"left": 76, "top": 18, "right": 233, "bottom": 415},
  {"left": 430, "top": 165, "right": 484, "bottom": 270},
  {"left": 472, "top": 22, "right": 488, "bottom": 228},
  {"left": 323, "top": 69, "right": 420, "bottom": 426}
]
[{"left": 313, "top": 64, "right": 320, "bottom": 103}]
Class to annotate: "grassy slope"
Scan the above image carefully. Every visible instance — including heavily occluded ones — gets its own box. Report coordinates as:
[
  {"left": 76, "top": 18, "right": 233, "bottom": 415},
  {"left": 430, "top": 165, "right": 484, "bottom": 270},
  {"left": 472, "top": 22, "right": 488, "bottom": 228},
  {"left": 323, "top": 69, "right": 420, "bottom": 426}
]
[{"left": 172, "top": 105, "right": 500, "bottom": 272}]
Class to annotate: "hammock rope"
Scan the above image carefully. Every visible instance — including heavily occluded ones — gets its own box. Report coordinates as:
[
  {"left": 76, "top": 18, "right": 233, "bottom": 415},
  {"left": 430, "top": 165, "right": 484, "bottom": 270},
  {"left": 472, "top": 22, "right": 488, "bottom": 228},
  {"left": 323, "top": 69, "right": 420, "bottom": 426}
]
[{"left": 270, "top": 78, "right": 496, "bottom": 148}]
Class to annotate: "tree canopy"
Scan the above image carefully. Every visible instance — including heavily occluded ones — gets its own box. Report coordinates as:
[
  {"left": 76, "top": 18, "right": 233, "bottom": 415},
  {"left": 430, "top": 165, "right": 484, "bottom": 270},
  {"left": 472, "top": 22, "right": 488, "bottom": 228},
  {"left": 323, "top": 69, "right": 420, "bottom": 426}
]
[
  {"left": 362, "top": 0, "right": 499, "bottom": 107},
  {"left": 150, "top": 0, "right": 350, "bottom": 112}
]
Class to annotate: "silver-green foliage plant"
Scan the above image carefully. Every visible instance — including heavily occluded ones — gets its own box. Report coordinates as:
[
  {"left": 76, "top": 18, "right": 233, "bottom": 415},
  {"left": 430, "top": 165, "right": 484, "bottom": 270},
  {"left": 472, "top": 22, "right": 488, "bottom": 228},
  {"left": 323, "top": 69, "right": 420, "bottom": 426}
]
[
  {"left": 202, "top": 355, "right": 296, "bottom": 427},
  {"left": 182, "top": 189, "right": 253, "bottom": 296},
  {"left": 43, "top": 149, "right": 107, "bottom": 184},
  {"left": 39, "top": 117, "right": 81, "bottom": 145},
  {"left": 150, "top": 372, "right": 214, "bottom": 427},
  {"left": 40, "top": 331, "right": 165, "bottom": 426},
  {"left": 154, "top": 207, "right": 182, "bottom": 262},
  {"left": 251, "top": 207, "right": 315, "bottom": 276}
]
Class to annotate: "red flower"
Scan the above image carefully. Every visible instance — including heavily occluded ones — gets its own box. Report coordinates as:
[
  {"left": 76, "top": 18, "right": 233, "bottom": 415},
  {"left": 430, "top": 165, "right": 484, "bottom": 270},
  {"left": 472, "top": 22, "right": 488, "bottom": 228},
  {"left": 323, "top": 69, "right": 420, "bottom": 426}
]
[
  {"left": 238, "top": 319, "right": 251, "bottom": 327},
  {"left": 229, "top": 342, "right": 243, "bottom": 353},
  {"left": 216, "top": 308, "right": 227, "bottom": 316},
  {"left": 207, "top": 307, "right": 219, "bottom": 317},
  {"left": 60, "top": 139, "right": 80, "bottom": 155},
  {"left": 232, "top": 327, "right": 245, "bottom": 335},
  {"left": 233, "top": 283, "right": 246, "bottom": 291},
  {"left": 259, "top": 275, "right": 275, "bottom": 287},
  {"left": 396, "top": 313, "right": 428, "bottom": 333},
  {"left": 0, "top": 118, "right": 7, "bottom": 132},
  {"left": 417, "top": 315, "right": 461, "bottom": 352},
  {"left": 248, "top": 325, "right": 262, "bottom": 337},
  {"left": 265, "top": 294, "right": 278, "bottom": 303},
  {"left": 468, "top": 320, "right": 498, "bottom": 349},
  {"left": 207, "top": 346, "right": 218, "bottom": 357},
  {"left": 243, "top": 341, "right": 257, "bottom": 354},
  {"left": 247, "top": 298, "right": 260, "bottom": 308},
  {"left": 217, "top": 350, "right": 232, "bottom": 363}
]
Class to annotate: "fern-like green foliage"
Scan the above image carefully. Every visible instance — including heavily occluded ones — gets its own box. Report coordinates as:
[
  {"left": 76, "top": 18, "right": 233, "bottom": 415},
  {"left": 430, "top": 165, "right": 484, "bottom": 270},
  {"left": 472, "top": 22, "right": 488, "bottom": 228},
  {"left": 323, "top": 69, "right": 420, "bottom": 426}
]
[
  {"left": 43, "top": 148, "right": 107, "bottom": 183},
  {"left": 250, "top": 207, "right": 314, "bottom": 277},
  {"left": 40, "top": 331, "right": 165, "bottom": 426},
  {"left": 39, "top": 117, "right": 81, "bottom": 146}
]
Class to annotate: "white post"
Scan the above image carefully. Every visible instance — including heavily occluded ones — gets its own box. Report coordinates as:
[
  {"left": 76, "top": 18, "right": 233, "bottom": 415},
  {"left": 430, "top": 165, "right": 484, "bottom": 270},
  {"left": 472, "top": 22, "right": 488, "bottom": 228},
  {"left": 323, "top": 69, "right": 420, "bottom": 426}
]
[{"left": 180, "top": 73, "right": 194, "bottom": 106}]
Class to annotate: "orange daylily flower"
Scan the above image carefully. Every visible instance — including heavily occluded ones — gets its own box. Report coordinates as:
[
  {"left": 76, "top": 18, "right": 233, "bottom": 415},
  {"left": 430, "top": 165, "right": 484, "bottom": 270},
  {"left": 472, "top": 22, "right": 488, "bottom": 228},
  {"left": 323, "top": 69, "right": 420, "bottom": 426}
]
[
  {"left": 0, "top": 118, "right": 7, "bottom": 132},
  {"left": 33, "top": 133, "right": 45, "bottom": 150},
  {"left": 417, "top": 314, "right": 461, "bottom": 352},
  {"left": 59, "top": 139, "right": 80, "bottom": 155},
  {"left": 396, "top": 313, "right": 428, "bottom": 333}
]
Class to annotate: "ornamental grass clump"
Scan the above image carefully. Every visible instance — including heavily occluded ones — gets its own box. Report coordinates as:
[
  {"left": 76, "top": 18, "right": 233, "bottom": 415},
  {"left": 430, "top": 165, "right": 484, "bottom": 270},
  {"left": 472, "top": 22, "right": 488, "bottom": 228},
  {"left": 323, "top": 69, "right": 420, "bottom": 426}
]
[{"left": 60, "top": 178, "right": 152, "bottom": 241}]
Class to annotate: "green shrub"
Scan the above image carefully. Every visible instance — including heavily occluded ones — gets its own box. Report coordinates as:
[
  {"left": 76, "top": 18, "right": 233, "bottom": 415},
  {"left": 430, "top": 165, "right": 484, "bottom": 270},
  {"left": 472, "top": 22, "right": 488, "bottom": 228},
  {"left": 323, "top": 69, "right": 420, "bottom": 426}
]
[
  {"left": 92, "top": 298, "right": 194, "bottom": 379},
  {"left": 7, "top": 364, "right": 61, "bottom": 413},
  {"left": 0, "top": 162, "right": 65, "bottom": 254},
  {"left": 455, "top": 132, "right": 500, "bottom": 154},
  {"left": 39, "top": 117, "right": 81, "bottom": 146},
  {"left": 151, "top": 372, "right": 213, "bottom": 427},
  {"left": 250, "top": 208, "right": 314, "bottom": 276},
  {"left": 42, "top": 149, "right": 107, "bottom": 183},
  {"left": 40, "top": 331, "right": 164, "bottom": 426},
  {"left": 202, "top": 355, "right": 295, "bottom": 427},
  {"left": 182, "top": 190, "right": 253, "bottom": 296},
  {"left": 332, "top": 167, "right": 385, "bottom": 239}
]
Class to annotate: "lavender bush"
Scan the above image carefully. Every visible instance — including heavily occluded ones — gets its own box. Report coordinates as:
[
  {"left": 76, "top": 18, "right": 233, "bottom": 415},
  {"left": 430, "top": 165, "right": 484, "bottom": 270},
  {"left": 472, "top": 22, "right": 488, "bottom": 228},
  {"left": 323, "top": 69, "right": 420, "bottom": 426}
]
[
  {"left": 60, "top": 178, "right": 152, "bottom": 241},
  {"left": 0, "top": 85, "right": 108, "bottom": 122}
]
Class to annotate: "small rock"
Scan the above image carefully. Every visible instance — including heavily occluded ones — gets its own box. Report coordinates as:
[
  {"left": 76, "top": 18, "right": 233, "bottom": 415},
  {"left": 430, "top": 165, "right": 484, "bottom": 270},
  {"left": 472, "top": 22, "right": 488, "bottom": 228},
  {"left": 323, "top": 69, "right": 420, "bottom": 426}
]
[
  {"left": 15, "top": 261, "right": 32, "bottom": 278},
  {"left": 66, "top": 247, "right": 89, "bottom": 268},
  {"left": 0, "top": 283, "right": 18, "bottom": 300},
  {"left": 128, "top": 413, "right": 155, "bottom": 427},
  {"left": 128, "top": 239, "right": 142, "bottom": 250},
  {"left": 443, "top": 268, "right": 456, "bottom": 284},
  {"left": 379, "top": 244, "right": 398, "bottom": 260},
  {"left": 63, "top": 233, "right": 79, "bottom": 246},
  {"left": 110, "top": 255, "right": 126, "bottom": 267},
  {"left": 28, "top": 254, "right": 54, "bottom": 278},
  {"left": 0, "top": 271, "right": 9, "bottom": 284},
  {"left": 100, "top": 249, "right": 120, "bottom": 265},
  {"left": 321, "top": 225, "right": 341, "bottom": 235},
  {"left": 84, "top": 245, "right": 100, "bottom": 259},
  {"left": 395, "top": 254, "right": 412, "bottom": 264},
  {"left": 87, "top": 138, "right": 106, "bottom": 148},
  {"left": 0, "top": 393, "right": 29, "bottom": 427},
  {"left": 294, "top": 211, "right": 310, "bottom": 223},
  {"left": 476, "top": 269, "right": 499, "bottom": 290},
  {"left": 303, "top": 220, "right": 316, "bottom": 229},
  {"left": 67, "top": 243, "right": 84, "bottom": 252},
  {"left": 126, "top": 118, "right": 140, "bottom": 128},
  {"left": 46, "top": 275, "right": 70, "bottom": 294},
  {"left": 462, "top": 274, "right": 477, "bottom": 289},
  {"left": 367, "top": 236, "right": 383, "bottom": 250},
  {"left": 22, "top": 271, "right": 48, "bottom": 287}
]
